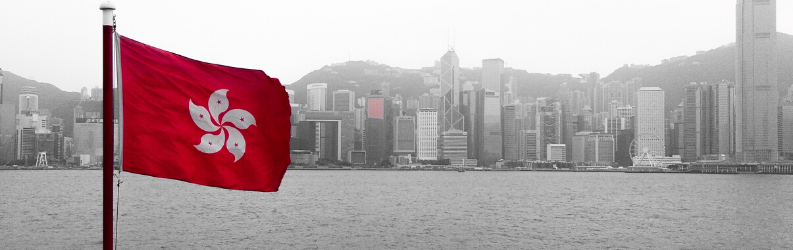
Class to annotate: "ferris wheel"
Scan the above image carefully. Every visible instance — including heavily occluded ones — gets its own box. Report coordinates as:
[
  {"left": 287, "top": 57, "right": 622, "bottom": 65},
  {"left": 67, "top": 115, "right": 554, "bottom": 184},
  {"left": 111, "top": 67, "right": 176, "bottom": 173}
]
[{"left": 628, "top": 134, "right": 665, "bottom": 167}]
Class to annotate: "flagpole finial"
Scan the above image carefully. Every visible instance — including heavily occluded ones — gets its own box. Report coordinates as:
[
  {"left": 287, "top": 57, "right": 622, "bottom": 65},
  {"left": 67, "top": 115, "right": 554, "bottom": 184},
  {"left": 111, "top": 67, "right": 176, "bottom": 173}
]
[{"left": 100, "top": 1, "right": 115, "bottom": 26}]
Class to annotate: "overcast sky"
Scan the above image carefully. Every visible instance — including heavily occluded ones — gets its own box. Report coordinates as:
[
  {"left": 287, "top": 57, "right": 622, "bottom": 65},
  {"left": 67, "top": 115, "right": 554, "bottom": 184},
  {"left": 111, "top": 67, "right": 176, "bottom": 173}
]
[{"left": 1, "top": 0, "right": 791, "bottom": 92}]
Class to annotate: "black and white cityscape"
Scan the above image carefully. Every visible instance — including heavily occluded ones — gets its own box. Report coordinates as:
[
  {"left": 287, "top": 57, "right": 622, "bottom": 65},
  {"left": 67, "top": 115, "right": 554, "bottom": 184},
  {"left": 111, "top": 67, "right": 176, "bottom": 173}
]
[{"left": 281, "top": 1, "right": 793, "bottom": 173}]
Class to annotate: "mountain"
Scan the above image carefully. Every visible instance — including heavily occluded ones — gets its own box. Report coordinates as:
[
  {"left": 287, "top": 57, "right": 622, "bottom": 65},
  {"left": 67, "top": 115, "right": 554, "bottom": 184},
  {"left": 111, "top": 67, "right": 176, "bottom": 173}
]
[
  {"left": 285, "top": 60, "right": 578, "bottom": 107},
  {"left": 603, "top": 32, "right": 793, "bottom": 112},
  {"left": 287, "top": 32, "right": 793, "bottom": 115},
  {"left": 1, "top": 70, "right": 81, "bottom": 137}
]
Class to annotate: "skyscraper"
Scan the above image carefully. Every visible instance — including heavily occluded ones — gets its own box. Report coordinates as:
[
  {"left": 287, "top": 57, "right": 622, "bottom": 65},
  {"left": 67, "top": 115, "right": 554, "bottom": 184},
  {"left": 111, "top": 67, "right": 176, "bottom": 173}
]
[
  {"left": 477, "top": 89, "right": 502, "bottom": 165},
  {"left": 333, "top": 90, "right": 355, "bottom": 112},
  {"left": 286, "top": 89, "right": 295, "bottom": 104},
  {"left": 18, "top": 86, "right": 38, "bottom": 114},
  {"left": 482, "top": 58, "right": 504, "bottom": 103},
  {"left": 365, "top": 92, "right": 389, "bottom": 164},
  {"left": 416, "top": 109, "right": 438, "bottom": 160},
  {"left": 393, "top": 116, "right": 416, "bottom": 155},
  {"left": 439, "top": 50, "right": 464, "bottom": 134},
  {"left": 736, "top": 0, "right": 778, "bottom": 162},
  {"left": 536, "top": 98, "right": 563, "bottom": 161},
  {"left": 307, "top": 83, "right": 327, "bottom": 111},
  {"left": 636, "top": 87, "right": 665, "bottom": 157},
  {"left": 502, "top": 105, "right": 518, "bottom": 161}
]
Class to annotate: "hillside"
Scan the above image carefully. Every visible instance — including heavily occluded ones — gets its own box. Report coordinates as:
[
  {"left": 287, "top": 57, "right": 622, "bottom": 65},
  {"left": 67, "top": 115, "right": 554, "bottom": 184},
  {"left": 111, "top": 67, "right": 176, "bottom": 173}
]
[
  {"left": 287, "top": 33, "right": 793, "bottom": 115},
  {"left": 285, "top": 60, "right": 578, "bottom": 107},
  {"left": 1, "top": 70, "right": 80, "bottom": 137},
  {"left": 603, "top": 32, "right": 793, "bottom": 112}
]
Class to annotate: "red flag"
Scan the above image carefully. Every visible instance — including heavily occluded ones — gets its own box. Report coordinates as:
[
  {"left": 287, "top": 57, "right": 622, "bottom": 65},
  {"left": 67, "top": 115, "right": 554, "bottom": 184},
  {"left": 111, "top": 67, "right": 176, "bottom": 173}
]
[{"left": 119, "top": 36, "right": 291, "bottom": 192}]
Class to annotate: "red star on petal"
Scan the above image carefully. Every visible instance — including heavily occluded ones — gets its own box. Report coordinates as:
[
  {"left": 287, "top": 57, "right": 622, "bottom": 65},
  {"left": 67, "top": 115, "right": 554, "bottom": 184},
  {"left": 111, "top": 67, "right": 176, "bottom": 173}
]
[
  {"left": 208, "top": 142, "right": 212, "bottom": 145},
  {"left": 234, "top": 143, "right": 238, "bottom": 147},
  {"left": 217, "top": 100, "right": 221, "bottom": 104},
  {"left": 199, "top": 114, "right": 204, "bottom": 118},
  {"left": 240, "top": 117, "right": 244, "bottom": 122}
]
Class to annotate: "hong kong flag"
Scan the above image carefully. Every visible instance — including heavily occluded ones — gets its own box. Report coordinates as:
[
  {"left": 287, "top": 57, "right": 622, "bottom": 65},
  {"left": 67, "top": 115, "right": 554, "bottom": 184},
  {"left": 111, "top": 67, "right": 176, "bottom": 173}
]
[{"left": 119, "top": 36, "right": 291, "bottom": 192}]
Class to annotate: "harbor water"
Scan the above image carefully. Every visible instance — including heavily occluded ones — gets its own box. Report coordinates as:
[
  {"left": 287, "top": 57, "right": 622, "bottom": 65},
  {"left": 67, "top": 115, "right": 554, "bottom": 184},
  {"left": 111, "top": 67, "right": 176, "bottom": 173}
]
[{"left": 1, "top": 170, "right": 792, "bottom": 249}]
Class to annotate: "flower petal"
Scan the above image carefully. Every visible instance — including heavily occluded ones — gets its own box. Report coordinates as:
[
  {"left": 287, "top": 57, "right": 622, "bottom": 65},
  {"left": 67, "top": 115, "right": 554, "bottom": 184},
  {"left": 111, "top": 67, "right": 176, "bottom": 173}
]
[
  {"left": 224, "top": 126, "right": 246, "bottom": 162},
  {"left": 189, "top": 99, "right": 220, "bottom": 132},
  {"left": 221, "top": 109, "right": 257, "bottom": 129},
  {"left": 208, "top": 89, "right": 229, "bottom": 125},
  {"left": 194, "top": 130, "right": 225, "bottom": 154}
]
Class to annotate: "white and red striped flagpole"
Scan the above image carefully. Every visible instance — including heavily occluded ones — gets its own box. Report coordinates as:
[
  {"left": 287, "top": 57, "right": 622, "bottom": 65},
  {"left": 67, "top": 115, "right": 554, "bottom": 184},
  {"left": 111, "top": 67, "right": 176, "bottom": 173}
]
[{"left": 100, "top": 2, "right": 115, "bottom": 249}]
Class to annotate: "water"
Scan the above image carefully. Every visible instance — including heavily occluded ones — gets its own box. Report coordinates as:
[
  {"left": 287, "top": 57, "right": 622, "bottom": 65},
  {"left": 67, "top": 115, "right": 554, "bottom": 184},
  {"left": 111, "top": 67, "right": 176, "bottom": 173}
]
[{"left": 1, "top": 170, "right": 792, "bottom": 249}]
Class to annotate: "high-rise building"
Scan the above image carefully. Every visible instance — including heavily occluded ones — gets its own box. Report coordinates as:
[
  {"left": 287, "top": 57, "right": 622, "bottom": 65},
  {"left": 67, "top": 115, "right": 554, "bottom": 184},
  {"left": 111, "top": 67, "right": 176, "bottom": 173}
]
[
  {"left": 502, "top": 105, "right": 518, "bottom": 161},
  {"left": 91, "top": 87, "right": 103, "bottom": 101},
  {"left": 299, "top": 111, "right": 355, "bottom": 162},
  {"left": 18, "top": 86, "right": 38, "bottom": 114},
  {"left": 365, "top": 92, "right": 390, "bottom": 164},
  {"left": 779, "top": 102, "right": 793, "bottom": 160},
  {"left": 440, "top": 129, "right": 468, "bottom": 165},
  {"left": 518, "top": 130, "right": 538, "bottom": 161},
  {"left": 393, "top": 116, "right": 416, "bottom": 155},
  {"left": 286, "top": 89, "right": 295, "bottom": 104},
  {"left": 477, "top": 89, "right": 502, "bottom": 165},
  {"left": 439, "top": 50, "right": 465, "bottom": 134},
  {"left": 736, "top": 0, "right": 778, "bottom": 162},
  {"left": 333, "top": 90, "right": 355, "bottom": 112},
  {"left": 81, "top": 87, "right": 90, "bottom": 101},
  {"left": 681, "top": 81, "right": 735, "bottom": 162},
  {"left": 460, "top": 90, "right": 478, "bottom": 159},
  {"left": 636, "top": 87, "right": 665, "bottom": 157},
  {"left": 572, "top": 132, "right": 616, "bottom": 163},
  {"left": 547, "top": 144, "right": 566, "bottom": 162},
  {"left": 0, "top": 70, "right": 12, "bottom": 163},
  {"left": 416, "top": 109, "right": 438, "bottom": 160},
  {"left": 536, "top": 98, "right": 563, "bottom": 161},
  {"left": 306, "top": 83, "right": 327, "bottom": 111},
  {"left": 482, "top": 58, "right": 504, "bottom": 103}
]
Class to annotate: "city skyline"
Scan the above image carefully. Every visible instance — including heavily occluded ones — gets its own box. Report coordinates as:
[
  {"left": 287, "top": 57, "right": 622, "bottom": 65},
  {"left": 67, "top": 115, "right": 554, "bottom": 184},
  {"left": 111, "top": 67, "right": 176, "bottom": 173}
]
[{"left": 2, "top": 1, "right": 793, "bottom": 93}]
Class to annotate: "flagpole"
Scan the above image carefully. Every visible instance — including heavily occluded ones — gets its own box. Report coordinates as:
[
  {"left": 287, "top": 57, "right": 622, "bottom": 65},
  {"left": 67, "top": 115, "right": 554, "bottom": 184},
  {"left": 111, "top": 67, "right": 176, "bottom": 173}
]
[{"left": 100, "top": 2, "right": 115, "bottom": 250}]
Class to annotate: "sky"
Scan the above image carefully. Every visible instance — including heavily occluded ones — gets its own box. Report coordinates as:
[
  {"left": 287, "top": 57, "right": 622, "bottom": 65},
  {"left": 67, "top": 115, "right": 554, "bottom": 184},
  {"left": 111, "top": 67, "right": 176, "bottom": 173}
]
[{"left": 1, "top": 0, "right": 792, "bottom": 92}]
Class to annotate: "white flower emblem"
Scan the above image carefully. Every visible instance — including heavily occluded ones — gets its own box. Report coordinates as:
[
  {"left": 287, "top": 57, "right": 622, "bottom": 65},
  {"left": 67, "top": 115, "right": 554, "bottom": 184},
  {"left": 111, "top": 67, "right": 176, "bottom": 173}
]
[{"left": 189, "top": 89, "right": 256, "bottom": 162}]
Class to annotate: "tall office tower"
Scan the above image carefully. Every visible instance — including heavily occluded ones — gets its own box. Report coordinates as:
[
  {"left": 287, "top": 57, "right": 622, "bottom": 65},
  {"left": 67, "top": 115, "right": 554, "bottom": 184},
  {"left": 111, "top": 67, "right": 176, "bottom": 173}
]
[
  {"left": 439, "top": 50, "right": 465, "bottom": 135},
  {"left": 624, "top": 77, "right": 642, "bottom": 107},
  {"left": 482, "top": 58, "right": 504, "bottom": 104},
  {"left": 569, "top": 90, "right": 586, "bottom": 116},
  {"left": 332, "top": 90, "right": 355, "bottom": 112},
  {"left": 440, "top": 129, "right": 468, "bottom": 165},
  {"left": 779, "top": 102, "right": 793, "bottom": 160},
  {"left": 477, "top": 89, "right": 502, "bottom": 165},
  {"left": 536, "top": 97, "right": 563, "bottom": 161},
  {"left": 307, "top": 83, "right": 328, "bottom": 111},
  {"left": 91, "top": 87, "right": 103, "bottom": 101},
  {"left": 682, "top": 81, "right": 735, "bottom": 162},
  {"left": 0, "top": 70, "right": 13, "bottom": 163},
  {"left": 460, "top": 90, "right": 479, "bottom": 159},
  {"left": 286, "top": 89, "right": 295, "bottom": 104},
  {"left": 365, "top": 91, "right": 389, "bottom": 164},
  {"left": 713, "top": 81, "right": 734, "bottom": 156},
  {"left": 502, "top": 105, "right": 518, "bottom": 161},
  {"left": 682, "top": 83, "right": 703, "bottom": 162},
  {"left": 18, "top": 86, "right": 38, "bottom": 114},
  {"left": 504, "top": 76, "right": 518, "bottom": 105},
  {"left": 518, "top": 130, "right": 538, "bottom": 161},
  {"left": 393, "top": 116, "right": 416, "bottom": 155},
  {"left": 586, "top": 72, "right": 601, "bottom": 114},
  {"left": 416, "top": 109, "right": 438, "bottom": 160},
  {"left": 736, "top": 0, "right": 778, "bottom": 162},
  {"left": 80, "top": 87, "right": 90, "bottom": 101},
  {"left": 636, "top": 87, "right": 665, "bottom": 157}
]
